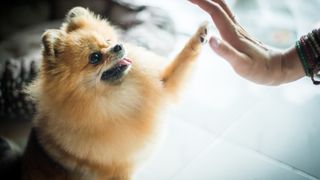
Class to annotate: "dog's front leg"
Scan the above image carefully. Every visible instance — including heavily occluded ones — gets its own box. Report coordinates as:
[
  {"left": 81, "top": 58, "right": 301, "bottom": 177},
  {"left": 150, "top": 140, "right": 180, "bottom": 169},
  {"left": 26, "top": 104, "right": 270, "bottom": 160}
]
[{"left": 161, "top": 22, "right": 208, "bottom": 95}]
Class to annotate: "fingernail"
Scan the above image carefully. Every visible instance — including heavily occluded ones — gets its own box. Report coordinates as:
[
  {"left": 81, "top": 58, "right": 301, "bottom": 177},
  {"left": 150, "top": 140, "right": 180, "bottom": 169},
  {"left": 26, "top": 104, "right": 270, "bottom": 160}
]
[{"left": 209, "top": 36, "right": 221, "bottom": 48}]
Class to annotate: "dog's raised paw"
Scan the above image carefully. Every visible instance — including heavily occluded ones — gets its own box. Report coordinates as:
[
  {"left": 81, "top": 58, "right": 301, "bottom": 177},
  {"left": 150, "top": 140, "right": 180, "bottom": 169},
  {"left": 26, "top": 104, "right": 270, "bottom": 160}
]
[{"left": 198, "top": 22, "right": 209, "bottom": 45}]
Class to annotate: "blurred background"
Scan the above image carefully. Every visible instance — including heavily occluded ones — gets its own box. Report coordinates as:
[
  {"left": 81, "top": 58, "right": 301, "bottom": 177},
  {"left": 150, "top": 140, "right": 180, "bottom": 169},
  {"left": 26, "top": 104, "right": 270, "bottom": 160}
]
[{"left": 0, "top": 0, "right": 320, "bottom": 179}]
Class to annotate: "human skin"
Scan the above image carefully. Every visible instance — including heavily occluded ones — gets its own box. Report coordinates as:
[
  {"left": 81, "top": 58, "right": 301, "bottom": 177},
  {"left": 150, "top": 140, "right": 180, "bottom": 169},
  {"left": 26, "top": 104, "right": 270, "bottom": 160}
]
[{"left": 189, "top": 0, "right": 305, "bottom": 85}]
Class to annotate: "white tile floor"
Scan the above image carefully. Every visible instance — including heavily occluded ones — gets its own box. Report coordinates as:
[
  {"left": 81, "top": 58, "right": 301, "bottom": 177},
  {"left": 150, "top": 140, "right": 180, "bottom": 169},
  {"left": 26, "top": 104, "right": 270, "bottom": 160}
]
[{"left": 133, "top": 0, "right": 320, "bottom": 179}]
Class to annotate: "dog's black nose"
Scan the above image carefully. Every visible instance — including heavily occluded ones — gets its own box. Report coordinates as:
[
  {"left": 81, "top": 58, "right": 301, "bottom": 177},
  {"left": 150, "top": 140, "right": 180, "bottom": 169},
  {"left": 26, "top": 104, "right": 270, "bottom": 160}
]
[{"left": 113, "top": 44, "right": 123, "bottom": 53}]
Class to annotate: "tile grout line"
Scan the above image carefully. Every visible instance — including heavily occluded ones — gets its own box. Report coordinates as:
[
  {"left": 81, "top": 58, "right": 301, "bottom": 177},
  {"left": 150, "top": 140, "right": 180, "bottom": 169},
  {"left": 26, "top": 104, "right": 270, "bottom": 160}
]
[
  {"left": 172, "top": 97, "right": 264, "bottom": 142},
  {"left": 168, "top": 101, "right": 263, "bottom": 180},
  {"left": 170, "top": 99, "right": 319, "bottom": 180},
  {"left": 214, "top": 101, "right": 320, "bottom": 179},
  {"left": 223, "top": 139, "right": 320, "bottom": 180}
]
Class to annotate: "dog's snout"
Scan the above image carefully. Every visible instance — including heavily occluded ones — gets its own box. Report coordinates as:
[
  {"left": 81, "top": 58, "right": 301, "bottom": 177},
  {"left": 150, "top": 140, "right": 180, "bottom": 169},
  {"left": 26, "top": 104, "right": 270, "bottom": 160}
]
[{"left": 113, "top": 44, "right": 123, "bottom": 53}]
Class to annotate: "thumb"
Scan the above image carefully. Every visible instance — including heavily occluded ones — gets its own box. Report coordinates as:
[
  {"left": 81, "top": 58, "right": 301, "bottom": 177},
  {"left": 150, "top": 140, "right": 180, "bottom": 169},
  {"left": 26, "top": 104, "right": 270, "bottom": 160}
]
[{"left": 209, "top": 36, "right": 247, "bottom": 67}]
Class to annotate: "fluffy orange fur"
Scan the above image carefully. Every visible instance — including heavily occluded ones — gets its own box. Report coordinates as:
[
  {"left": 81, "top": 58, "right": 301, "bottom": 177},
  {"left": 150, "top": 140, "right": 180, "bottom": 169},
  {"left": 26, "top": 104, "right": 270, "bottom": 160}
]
[{"left": 23, "top": 7, "right": 208, "bottom": 180}]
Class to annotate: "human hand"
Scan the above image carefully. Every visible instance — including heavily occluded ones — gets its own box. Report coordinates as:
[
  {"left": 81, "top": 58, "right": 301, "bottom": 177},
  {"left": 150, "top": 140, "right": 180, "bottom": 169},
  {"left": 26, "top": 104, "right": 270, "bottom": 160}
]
[{"left": 189, "top": 0, "right": 305, "bottom": 85}]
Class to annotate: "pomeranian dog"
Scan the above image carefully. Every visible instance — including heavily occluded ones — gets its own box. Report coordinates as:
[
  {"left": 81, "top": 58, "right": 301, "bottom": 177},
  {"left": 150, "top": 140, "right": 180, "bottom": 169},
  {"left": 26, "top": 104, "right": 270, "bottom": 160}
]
[{"left": 6, "top": 7, "right": 208, "bottom": 180}]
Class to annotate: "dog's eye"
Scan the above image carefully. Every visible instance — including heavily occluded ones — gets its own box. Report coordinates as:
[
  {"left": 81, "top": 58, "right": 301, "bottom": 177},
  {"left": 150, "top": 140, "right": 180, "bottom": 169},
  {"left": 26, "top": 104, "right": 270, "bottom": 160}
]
[{"left": 89, "top": 52, "right": 102, "bottom": 64}]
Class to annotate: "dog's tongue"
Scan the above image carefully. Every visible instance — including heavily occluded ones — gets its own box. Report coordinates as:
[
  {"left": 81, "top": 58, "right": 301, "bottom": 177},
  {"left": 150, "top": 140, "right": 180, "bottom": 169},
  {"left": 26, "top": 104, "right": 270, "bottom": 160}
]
[{"left": 118, "top": 57, "right": 132, "bottom": 65}]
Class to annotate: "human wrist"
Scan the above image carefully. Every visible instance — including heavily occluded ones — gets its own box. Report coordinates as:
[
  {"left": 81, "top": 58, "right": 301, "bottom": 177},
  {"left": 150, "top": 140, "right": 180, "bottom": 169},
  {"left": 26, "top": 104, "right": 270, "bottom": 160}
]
[
  {"left": 266, "top": 46, "right": 305, "bottom": 86},
  {"left": 280, "top": 46, "right": 305, "bottom": 84}
]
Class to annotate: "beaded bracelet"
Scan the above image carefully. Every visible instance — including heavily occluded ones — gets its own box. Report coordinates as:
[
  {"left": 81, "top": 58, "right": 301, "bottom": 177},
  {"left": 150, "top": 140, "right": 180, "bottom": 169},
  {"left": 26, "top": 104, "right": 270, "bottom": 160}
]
[
  {"left": 296, "top": 41, "right": 311, "bottom": 76},
  {"left": 296, "top": 28, "right": 320, "bottom": 85}
]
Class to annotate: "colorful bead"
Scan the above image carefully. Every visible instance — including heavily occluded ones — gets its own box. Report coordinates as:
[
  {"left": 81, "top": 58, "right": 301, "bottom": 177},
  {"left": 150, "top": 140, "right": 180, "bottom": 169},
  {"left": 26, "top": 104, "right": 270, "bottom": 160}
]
[
  {"left": 296, "top": 41, "right": 310, "bottom": 76},
  {"left": 308, "top": 33, "right": 320, "bottom": 55}
]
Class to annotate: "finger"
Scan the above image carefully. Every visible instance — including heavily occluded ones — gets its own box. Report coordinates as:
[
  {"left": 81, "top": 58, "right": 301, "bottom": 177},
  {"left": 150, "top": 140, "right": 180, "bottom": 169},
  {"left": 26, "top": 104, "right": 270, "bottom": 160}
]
[
  {"left": 210, "top": 0, "right": 236, "bottom": 23},
  {"left": 190, "top": 0, "right": 235, "bottom": 21},
  {"left": 190, "top": 0, "right": 239, "bottom": 45},
  {"left": 206, "top": 1, "right": 267, "bottom": 55},
  {"left": 209, "top": 36, "right": 251, "bottom": 70}
]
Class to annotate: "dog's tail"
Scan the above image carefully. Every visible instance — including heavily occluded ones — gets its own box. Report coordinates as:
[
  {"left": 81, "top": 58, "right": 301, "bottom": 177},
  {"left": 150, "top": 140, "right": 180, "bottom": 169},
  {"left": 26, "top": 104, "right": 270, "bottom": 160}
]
[{"left": 0, "top": 137, "right": 22, "bottom": 179}]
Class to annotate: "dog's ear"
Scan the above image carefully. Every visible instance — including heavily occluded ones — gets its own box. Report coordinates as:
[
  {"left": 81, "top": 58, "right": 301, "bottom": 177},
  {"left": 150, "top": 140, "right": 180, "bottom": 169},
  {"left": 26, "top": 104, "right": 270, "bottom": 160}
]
[
  {"left": 41, "top": 29, "right": 65, "bottom": 60},
  {"left": 66, "top": 7, "right": 90, "bottom": 22},
  {"left": 64, "top": 7, "right": 91, "bottom": 32}
]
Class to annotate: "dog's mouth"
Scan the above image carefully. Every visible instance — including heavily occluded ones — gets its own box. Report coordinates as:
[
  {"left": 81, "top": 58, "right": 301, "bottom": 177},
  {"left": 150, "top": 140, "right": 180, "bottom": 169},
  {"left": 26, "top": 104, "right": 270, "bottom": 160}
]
[{"left": 101, "top": 57, "right": 132, "bottom": 82}]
